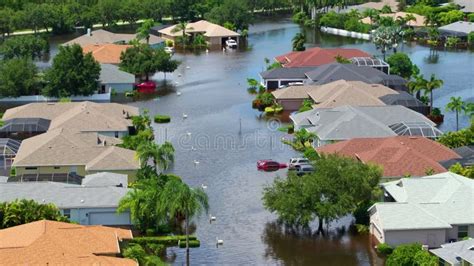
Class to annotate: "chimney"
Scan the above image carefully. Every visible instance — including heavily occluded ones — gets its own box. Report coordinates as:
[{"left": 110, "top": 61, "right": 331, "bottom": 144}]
[{"left": 87, "top": 28, "right": 91, "bottom": 36}]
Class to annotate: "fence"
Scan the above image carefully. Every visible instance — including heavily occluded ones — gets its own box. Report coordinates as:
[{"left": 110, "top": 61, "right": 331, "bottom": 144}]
[{"left": 320, "top": 26, "right": 371, "bottom": 40}]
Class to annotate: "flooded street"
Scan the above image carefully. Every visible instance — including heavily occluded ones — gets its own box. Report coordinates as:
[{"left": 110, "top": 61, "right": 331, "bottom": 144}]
[{"left": 36, "top": 17, "right": 474, "bottom": 265}]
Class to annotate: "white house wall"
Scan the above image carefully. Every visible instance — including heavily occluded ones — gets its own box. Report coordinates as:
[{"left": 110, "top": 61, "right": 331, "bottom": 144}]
[
  {"left": 103, "top": 83, "right": 134, "bottom": 93},
  {"left": 64, "top": 207, "right": 131, "bottom": 226},
  {"left": 384, "top": 229, "right": 447, "bottom": 248}
]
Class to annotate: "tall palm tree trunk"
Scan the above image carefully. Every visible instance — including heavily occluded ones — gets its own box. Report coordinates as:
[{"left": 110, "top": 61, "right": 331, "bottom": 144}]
[
  {"left": 456, "top": 111, "right": 459, "bottom": 131},
  {"left": 430, "top": 90, "right": 433, "bottom": 113}
]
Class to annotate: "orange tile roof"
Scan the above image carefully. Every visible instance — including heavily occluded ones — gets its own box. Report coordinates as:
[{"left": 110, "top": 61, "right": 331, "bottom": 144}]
[
  {"left": 317, "top": 136, "right": 461, "bottom": 177},
  {"left": 275, "top": 47, "right": 371, "bottom": 67},
  {"left": 0, "top": 220, "right": 136, "bottom": 266},
  {"left": 83, "top": 44, "right": 132, "bottom": 64}
]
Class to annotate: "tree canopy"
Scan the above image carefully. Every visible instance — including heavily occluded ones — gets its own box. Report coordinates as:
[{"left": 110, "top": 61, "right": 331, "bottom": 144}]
[
  {"left": 44, "top": 44, "right": 100, "bottom": 97},
  {"left": 386, "top": 243, "right": 437, "bottom": 266},
  {"left": 386, "top": 53, "right": 415, "bottom": 79},
  {"left": 120, "top": 45, "right": 179, "bottom": 80},
  {"left": 0, "top": 35, "right": 49, "bottom": 60},
  {"left": 0, "top": 199, "right": 69, "bottom": 229},
  {"left": 262, "top": 154, "right": 382, "bottom": 232},
  {"left": 0, "top": 58, "right": 38, "bottom": 97}
]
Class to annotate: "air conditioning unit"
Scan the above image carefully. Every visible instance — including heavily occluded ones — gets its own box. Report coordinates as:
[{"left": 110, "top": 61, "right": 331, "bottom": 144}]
[{"left": 421, "top": 245, "right": 429, "bottom": 251}]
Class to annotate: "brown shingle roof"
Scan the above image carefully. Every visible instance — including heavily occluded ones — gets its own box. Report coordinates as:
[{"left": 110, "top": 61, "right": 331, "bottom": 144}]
[
  {"left": 361, "top": 12, "right": 426, "bottom": 27},
  {"left": 12, "top": 128, "right": 139, "bottom": 170},
  {"left": 275, "top": 47, "right": 370, "bottom": 67},
  {"left": 159, "top": 20, "right": 239, "bottom": 38},
  {"left": 3, "top": 101, "right": 139, "bottom": 133},
  {"left": 83, "top": 43, "right": 132, "bottom": 64},
  {"left": 317, "top": 136, "right": 461, "bottom": 177},
  {"left": 64, "top": 29, "right": 164, "bottom": 46},
  {"left": 0, "top": 220, "right": 136, "bottom": 265}
]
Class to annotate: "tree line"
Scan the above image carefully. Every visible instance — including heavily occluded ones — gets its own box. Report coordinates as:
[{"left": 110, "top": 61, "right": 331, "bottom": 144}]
[{"left": 0, "top": 0, "right": 293, "bottom": 37}]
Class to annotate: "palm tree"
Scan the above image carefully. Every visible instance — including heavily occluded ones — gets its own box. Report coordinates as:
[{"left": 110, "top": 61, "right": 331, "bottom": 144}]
[
  {"left": 160, "top": 179, "right": 209, "bottom": 266},
  {"left": 292, "top": 32, "right": 306, "bottom": 51},
  {"left": 136, "top": 19, "right": 155, "bottom": 44},
  {"left": 465, "top": 102, "right": 474, "bottom": 119},
  {"left": 407, "top": 74, "right": 427, "bottom": 99},
  {"left": 171, "top": 21, "right": 193, "bottom": 49},
  {"left": 446, "top": 97, "right": 465, "bottom": 131},
  {"left": 136, "top": 141, "right": 175, "bottom": 171},
  {"left": 425, "top": 74, "right": 443, "bottom": 113}
]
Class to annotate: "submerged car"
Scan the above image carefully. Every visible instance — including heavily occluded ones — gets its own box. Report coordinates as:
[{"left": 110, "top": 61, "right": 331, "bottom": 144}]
[
  {"left": 136, "top": 81, "right": 156, "bottom": 93},
  {"left": 225, "top": 39, "right": 238, "bottom": 49},
  {"left": 288, "top": 158, "right": 310, "bottom": 170},
  {"left": 295, "top": 164, "right": 315, "bottom": 176},
  {"left": 257, "top": 160, "right": 287, "bottom": 171},
  {"left": 164, "top": 46, "right": 175, "bottom": 54}
]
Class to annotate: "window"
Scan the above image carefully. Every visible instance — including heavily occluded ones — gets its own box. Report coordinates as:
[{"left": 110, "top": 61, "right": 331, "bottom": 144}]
[
  {"left": 25, "top": 167, "right": 37, "bottom": 170},
  {"left": 63, "top": 209, "right": 71, "bottom": 219},
  {"left": 54, "top": 167, "right": 60, "bottom": 169},
  {"left": 458, "top": 225, "right": 469, "bottom": 239},
  {"left": 115, "top": 131, "right": 119, "bottom": 138}
]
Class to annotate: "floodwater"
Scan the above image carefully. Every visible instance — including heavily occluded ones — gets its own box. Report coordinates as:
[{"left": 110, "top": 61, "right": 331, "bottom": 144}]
[{"left": 44, "top": 17, "right": 473, "bottom": 265}]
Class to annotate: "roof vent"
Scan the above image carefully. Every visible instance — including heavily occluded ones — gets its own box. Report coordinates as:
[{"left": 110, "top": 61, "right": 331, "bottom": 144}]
[
  {"left": 80, "top": 199, "right": 84, "bottom": 203},
  {"left": 396, "top": 181, "right": 403, "bottom": 187}
]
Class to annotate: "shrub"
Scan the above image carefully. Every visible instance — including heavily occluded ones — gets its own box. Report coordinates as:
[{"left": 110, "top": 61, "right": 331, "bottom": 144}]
[
  {"left": 468, "top": 32, "right": 474, "bottom": 46},
  {"left": 292, "top": 11, "right": 308, "bottom": 24},
  {"left": 469, "top": 14, "right": 474, "bottom": 22},
  {"left": 145, "top": 228, "right": 156, "bottom": 236},
  {"left": 386, "top": 53, "right": 415, "bottom": 79},
  {"left": 303, "top": 147, "right": 319, "bottom": 161},
  {"left": 9, "top": 167, "right": 16, "bottom": 177},
  {"left": 320, "top": 11, "right": 345, "bottom": 29},
  {"left": 166, "top": 40, "right": 174, "bottom": 47},
  {"left": 130, "top": 235, "right": 198, "bottom": 246},
  {"left": 445, "top": 37, "right": 460, "bottom": 48},
  {"left": 386, "top": 243, "right": 437, "bottom": 266},
  {"left": 178, "top": 239, "right": 201, "bottom": 248},
  {"left": 59, "top": 97, "right": 71, "bottom": 102},
  {"left": 146, "top": 243, "right": 165, "bottom": 255},
  {"left": 298, "top": 99, "right": 313, "bottom": 113},
  {"left": 154, "top": 115, "right": 171, "bottom": 123},
  {"left": 123, "top": 244, "right": 147, "bottom": 262},
  {"left": 377, "top": 243, "right": 394, "bottom": 255},
  {"left": 430, "top": 107, "right": 442, "bottom": 116}
]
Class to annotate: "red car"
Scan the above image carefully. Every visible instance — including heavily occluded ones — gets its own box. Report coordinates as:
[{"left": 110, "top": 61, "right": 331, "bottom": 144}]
[
  {"left": 136, "top": 81, "right": 156, "bottom": 93},
  {"left": 257, "top": 160, "right": 287, "bottom": 171}
]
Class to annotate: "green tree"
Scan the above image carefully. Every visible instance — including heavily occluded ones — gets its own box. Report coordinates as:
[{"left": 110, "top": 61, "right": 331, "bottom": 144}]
[
  {"left": 292, "top": 32, "right": 306, "bottom": 51},
  {"left": 425, "top": 73, "right": 443, "bottom": 113},
  {"left": 0, "top": 35, "right": 49, "bottom": 60},
  {"left": 437, "top": 119, "right": 474, "bottom": 148},
  {"left": 120, "top": 0, "right": 142, "bottom": 27},
  {"left": 97, "top": 0, "right": 121, "bottom": 28},
  {"left": 159, "top": 178, "right": 209, "bottom": 265},
  {"left": 446, "top": 96, "right": 465, "bottom": 131},
  {"left": 44, "top": 44, "right": 100, "bottom": 97},
  {"left": 372, "top": 26, "right": 404, "bottom": 59},
  {"left": 136, "top": 141, "right": 175, "bottom": 171},
  {"left": 386, "top": 243, "right": 437, "bottom": 266},
  {"left": 136, "top": 19, "right": 155, "bottom": 44},
  {"left": 0, "top": 199, "right": 69, "bottom": 229},
  {"left": 206, "top": 0, "right": 253, "bottom": 31},
  {"left": 386, "top": 53, "right": 415, "bottom": 79},
  {"left": 0, "top": 58, "right": 38, "bottom": 97},
  {"left": 171, "top": 21, "right": 192, "bottom": 49},
  {"left": 0, "top": 8, "right": 16, "bottom": 37},
  {"left": 262, "top": 154, "right": 382, "bottom": 233}
]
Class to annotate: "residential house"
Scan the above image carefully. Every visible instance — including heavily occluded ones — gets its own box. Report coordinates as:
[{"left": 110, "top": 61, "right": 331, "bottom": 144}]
[
  {"left": 361, "top": 12, "right": 426, "bottom": 27},
  {"left": 83, "top": 44, "right": 131, "bottom": 64},
  {"left": 11, "top": 128, "right": 139, "bottom": 181},
  {"left": 0, "top": 220, "right": 136, "bottom": 265},
  {"left": 440, "top": 145, "right": 474, "bottom": 169},
  {"left": 275, "top": 47, "right": 371, "bottom": 68},
  {"left": 159, "top": 20, "right": 240, "bottom": 47},
  {"left": 453, "top": 0, "right": 474, "bottom": 13},
  {"left": 0, "top": 118, "right": 50, "bottom": 140},
  {"left": 439, "top": 21, "right": 474, "bottom": 38},
  {"left": 369, "top": 172, "right": 474, "bottom": 247},
  {"left": 272, "top": 80, "right": 426, "bottom": 112},
  {"left": 99, "top": 64, "right": 135, "bottom": 94},
  {"left": 64, "top": 29, "right": 164, "bottom": 49},
  {"left": 305, "top": 63, "right": 407, "bottom": 91},
  {"left": 290, "top": 105, "right": 442, "bottom": 146},
  {"left": 3, "top": 101, "right": 139, "bottom": 138},
  {"left": 317, "top": 136, "right": 461, "bottom": 178},
  {"left": 260, "top": 67, "right": 316, "bottom": 90},
  {"left": 430, "top": 239, "right": 474, "bottom": 266},
  {"left": 0, "top": 172, "right": 131, "bottom": 225}
]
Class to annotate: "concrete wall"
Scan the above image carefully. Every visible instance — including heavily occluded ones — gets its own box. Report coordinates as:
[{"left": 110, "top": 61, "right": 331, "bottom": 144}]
[
  {"left": 320, "top": 26, "right": 371, "bottom": 40},
  {"left": 64, "top": 207, "right": 131, "bottom": 225},
  {"left": 88, "top": 169, "right": 137, "bottom": 183},
  {"left": 277, "top": 99, "right": 305, "bottom": 111},
  {"left": 384, "top": 229, "right": 447, "bottom": 247}
]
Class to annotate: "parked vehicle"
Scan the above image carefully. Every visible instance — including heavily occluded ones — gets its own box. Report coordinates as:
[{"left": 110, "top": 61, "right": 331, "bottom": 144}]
[
  {"left": 295, "top": 164, "right": 314, "bottom": 176},
  {"left": 257, "top": 160, "right": 287, "bottom": 171},
  {"left": 225, "top": 39, "right": 238, "bottom": 49},
  {"left": 288, "top": 158, "right": 310, "bottom": 170},
  {"left": 164, "top": 47, "right": 175, "bottom": 54},
  {"left": 136, "top": 81, "right": 156, "bottom": 93}
]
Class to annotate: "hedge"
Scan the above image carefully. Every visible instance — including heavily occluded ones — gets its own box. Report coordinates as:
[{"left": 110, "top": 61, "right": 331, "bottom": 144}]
[
  {"left": 178, "top": 239, "right": 201, "bottom": 248},
  {"left": 129, "top": 235, "right": 198, "bottom": 246},
  {"left": 377, "top": 243, "right": 394, "bottom": 255},
  {"left": 154, "top": 115, "right": 171, "bottom": 123}
]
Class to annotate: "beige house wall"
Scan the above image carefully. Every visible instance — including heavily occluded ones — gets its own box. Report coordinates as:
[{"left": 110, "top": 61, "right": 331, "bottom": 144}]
[
  {"left": 384, "top": 229, "right": 447, "bottom": 248},
  {"left": 277, "top": 99, "right": 305, "bottom": 111}
]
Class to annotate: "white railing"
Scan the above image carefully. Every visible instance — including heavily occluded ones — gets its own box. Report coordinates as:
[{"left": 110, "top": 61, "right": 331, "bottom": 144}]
[
  {"left": 320, "top": 26, "right": 371, "bottom": 40},
  {"left": 0, "top": 93, "right": 111, "bottom": 103}
]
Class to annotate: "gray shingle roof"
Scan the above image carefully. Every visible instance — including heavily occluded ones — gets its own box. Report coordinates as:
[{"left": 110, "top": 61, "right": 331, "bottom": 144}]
[
  {"left": 454, "top": 0, "right": 474, "bottom": 13},
  {"left": 260, "top": 67, "right": 317, "bottom": 79},
  {"left": 440, "top": 145, "right": 474, "bottom": 168},
  {"left": 377, "top": 172, "right": 474, "bottom": 228},
  {"left": 439, "top": 21, "right": 474, "bottom": 35},
  {"left": 291, "top": 105, "right": 440, "bottom": 141},
  {"left": 100, "top": 64, "right": 135, "bottom": 84},
  {"left": 305, "top": 63, "right": 406, "bottom": 87},
  {"left": 81, "top": 172, "right": 128, "bottom": 188},
  {"left": 0, "top": 174, "right": 129, "bottom": 208},
  {"left": 431, "top": 239, "right": 474, "bottom": 265}
]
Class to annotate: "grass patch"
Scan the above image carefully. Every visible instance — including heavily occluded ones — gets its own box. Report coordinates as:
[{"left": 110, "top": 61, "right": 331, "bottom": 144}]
[{"left": 154, "top": 115, "right": 171, "bottom": 123}]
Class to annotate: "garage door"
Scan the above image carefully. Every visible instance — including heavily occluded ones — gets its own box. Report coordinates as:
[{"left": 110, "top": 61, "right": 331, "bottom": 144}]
[
  {"left": 88, "top": 211, "right": 131, "bottom": 225},
  {"left": 267, "top": 81, "right": 279, "bottom": 89}
]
